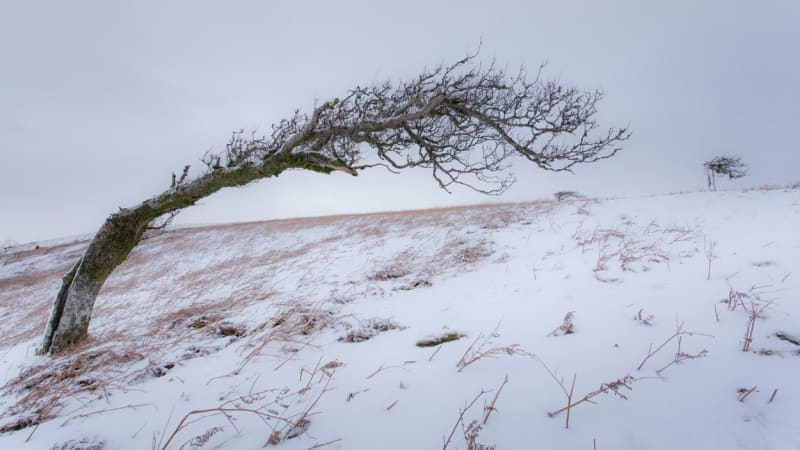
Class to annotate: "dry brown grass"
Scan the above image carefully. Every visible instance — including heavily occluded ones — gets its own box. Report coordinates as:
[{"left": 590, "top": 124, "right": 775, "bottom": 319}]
[
  {"left": 0, "top": 197, "right": 562, "bottom": 437},
  {"left": 424, "top": 238, "right": 494, "bottom": 277},
  {"left": 722, "top": 287, "right": 773, "bottom": 352},
  {"left": 441, "top": 384, "right": 502, "bottom": 450},
  {"left": 1, "top": 219, "right": 356, "bottom": 433},
  {"left": 157, "top": 369, "right": 336, "bottom": 449},
  {"left": 547, "top": 373, "right": 636, "bottom": 428},
  {"left": 456, "top": 324, "right": 530, "bottom": 372},
  {"left": 578, "top": 221, "right": 695, "bottom": 274},
  {"left": 0, "top": 294, "right": 341, "bottom": 436},
  {"left": 636, "top": 319, "right": 709, "bottom": 372},
  {"left": 0, "top": 240, "right": 86, "bottom": 265},
  {"left": 180, "top": 198, "right": 557, "bottom": 238},
  {"left": 0, "top": 301, "right": 52, "bottom": 347},
  {"left": 231, "top": 300, "right": 342, "bottom": 374},
  {"left": 367, "top": 248, "right": 417, "bottom": 281},
  {"left": 0, "top": 243, "right": 86, "bottom": 348},
  {"left": 742, "top": 181, "right": 800, "bottom": 192},
  {"left": 1, "top": 338, "right": 147, "bottom": 438}
]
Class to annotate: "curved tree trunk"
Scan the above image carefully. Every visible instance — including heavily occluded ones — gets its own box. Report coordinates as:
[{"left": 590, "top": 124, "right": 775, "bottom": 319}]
[{"left": 41, "top": 153, "right": 351, "bottom": 354}]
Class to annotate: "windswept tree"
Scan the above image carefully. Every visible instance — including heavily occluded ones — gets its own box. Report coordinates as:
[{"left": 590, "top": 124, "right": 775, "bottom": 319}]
[
  {"left": 40, "top": 54, "right": 630, "bottom": 354},
  {"left": 704, "top": 156, "right": 747, "bottom": 191}
]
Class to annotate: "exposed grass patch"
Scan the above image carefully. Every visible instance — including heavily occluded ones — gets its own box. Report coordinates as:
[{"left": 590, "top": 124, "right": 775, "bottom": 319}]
[{"left": 416, "top": 331, "right": 465, "bottom": 347}]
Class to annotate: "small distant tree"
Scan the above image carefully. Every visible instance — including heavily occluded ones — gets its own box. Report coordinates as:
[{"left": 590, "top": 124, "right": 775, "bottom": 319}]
[
  {"left": 1, "top": 240, "right": 18, "bottom": 251},
  {"left": 704, "top": 156, "right": 747, "bottom": 191},
  {"left": 39, "top": 53, "right": 630, "bottom": 354}
]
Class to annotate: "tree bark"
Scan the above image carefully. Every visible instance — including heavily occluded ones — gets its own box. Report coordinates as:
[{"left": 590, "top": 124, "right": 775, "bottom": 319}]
[{"left": 40, "top": 153, "right": 349, "bottom": 354}]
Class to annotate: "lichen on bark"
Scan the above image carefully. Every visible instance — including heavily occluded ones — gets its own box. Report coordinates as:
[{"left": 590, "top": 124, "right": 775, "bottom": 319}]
[{"left": 41, "top": 153, "right": 346, "bottom": 353}]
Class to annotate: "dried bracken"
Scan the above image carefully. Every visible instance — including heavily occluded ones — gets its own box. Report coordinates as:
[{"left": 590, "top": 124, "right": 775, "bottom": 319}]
[
  {"left": 443, "top": 390, "right": 495, "bottom": 450},
  {"left": 548, "top": 311, "right": 576, "bottom": 336},
  {"left": 737, "top": 386, "right": 758, "bottom": 402},
  {"left": 238, "top": 302, "right": 339, "bottom": 372},
  {"left": 368, "top": 259, "right": 413, "bottom": 282},
  {"left": 577, "top": 221, "right": 693, "bottom": 274},
  {"left": 157, "top": 371, "right": 335, "bottom": 450},
  {"left": 722, "top": 287, "right": 773, "bottom": 351},
  {"left": 634, "top": 308, "right": 654, "bottom": 326},
  {"left": 457, "top": 325, "right": 530, "bottom": 372},
  {"left": 636, "top": 320, "right": 709, "bottom": 372},
  {"left": 540, "top": 356, "right": 638, "bottom": 429},
  {"left": 1, "top": 344, "right": 146, "bottom": 435},
  {"left": 462, "top": 420, "right": 496, "bottom": 450},
  {"left": 546, "top": 376, "right": 636, "bottom": 419}
]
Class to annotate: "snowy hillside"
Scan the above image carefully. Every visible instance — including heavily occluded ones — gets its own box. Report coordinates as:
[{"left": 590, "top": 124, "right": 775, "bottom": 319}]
[{"left": 1, "top": 188, "right": 799, "bottom": 450}]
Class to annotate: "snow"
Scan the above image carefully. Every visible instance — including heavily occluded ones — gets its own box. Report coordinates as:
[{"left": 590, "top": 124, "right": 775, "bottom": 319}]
[{"left": 1, "top": 187, "right": 799, "bottom": 449}]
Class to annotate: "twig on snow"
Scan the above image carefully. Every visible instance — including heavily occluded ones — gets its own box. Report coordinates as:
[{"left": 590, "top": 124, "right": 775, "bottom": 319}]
[{"left": 482, "top": 375, "right": 509, "bottom": 425}]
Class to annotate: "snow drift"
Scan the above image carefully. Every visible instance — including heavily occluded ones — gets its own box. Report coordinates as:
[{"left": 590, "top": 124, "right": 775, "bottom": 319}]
[{"left": 1, "top": 188, "right": 799, "bottom": 449}]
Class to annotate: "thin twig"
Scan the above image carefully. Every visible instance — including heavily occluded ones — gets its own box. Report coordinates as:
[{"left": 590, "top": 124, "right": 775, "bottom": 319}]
[
  {"left": 482, "top": 374, "right": 509, "bottom": 425},
  {"left": 156, "top": 405, "right": 175, "bottom": 449},
  {"left": 60, "top": 403, "right": 148, "bottom": 427},
  {"left": 442, "top": 390, "right": 487, "bottom": 450},
  {"left": 547, "top": 376, "right": 635, "bottom": 418},
  {"left": 366, "top": 363, "right": 408, "bottom": 379},
  {"left": 637, "top": 320, "right": 709, "bottom": 371},
  {"left": 768, "top": 388, "right": 778, "bottom": 404},
  {"left": 281, "top": 373, "right": 335, "bottom": 439},
  {"left": 655, "top": 335, "right": 707, "bottom": 376},
  {"left": 307, "top": 438, "right": 343, "bottom": 449},
  {"left": 456, "top": 324, "right": 528, "bottom": 372},
  {"left": 742, "top": 301, "right": 759, "bottom": 352},
  {"left": 565, "top": 374, "right": 577, "bottom": 429},
  {"left": 738, "top": 385, "right": 758, "bottom": 402},
  {"left": 428, "top": 345, "right": 442, "bottom": 362},
  {"left": 428, "top": 345, "right": 443, "bottom": 362}
]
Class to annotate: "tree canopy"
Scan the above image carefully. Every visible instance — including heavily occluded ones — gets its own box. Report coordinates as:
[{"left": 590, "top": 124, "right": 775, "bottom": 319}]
[{"left": 704, "top": 156, "right": 747, "bottom": 191}]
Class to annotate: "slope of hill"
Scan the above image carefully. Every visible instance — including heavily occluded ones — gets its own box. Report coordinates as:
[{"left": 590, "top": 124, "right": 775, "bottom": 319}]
[{"left": 1, "top": 188, "right": 799, "bottom": 449}]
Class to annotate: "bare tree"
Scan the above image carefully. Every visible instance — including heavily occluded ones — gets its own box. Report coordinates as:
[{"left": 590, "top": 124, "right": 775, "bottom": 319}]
[
  {"left": 704, "top": 156, "right": 747, "bottom": 191},
  {"left": 40, "top": 54, "right": 630, "bottom": 354}
]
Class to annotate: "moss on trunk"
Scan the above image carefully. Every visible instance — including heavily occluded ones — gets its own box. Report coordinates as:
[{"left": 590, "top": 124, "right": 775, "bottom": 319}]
[{"left": 42, "top": 152, "right": 349, "bottom": 354}]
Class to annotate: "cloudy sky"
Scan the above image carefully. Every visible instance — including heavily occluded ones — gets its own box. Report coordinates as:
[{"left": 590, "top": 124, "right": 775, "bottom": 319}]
[{"left": 2, "top": 0, "right": 798, "bottom": 244}]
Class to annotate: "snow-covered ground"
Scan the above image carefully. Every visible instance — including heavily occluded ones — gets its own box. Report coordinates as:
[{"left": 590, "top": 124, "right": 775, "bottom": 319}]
[{"left": 1, "top": 187, "right": 799, "bottom": 450}]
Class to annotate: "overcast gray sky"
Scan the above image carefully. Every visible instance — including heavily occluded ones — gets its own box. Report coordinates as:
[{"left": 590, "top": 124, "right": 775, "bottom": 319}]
[{"left": 2, "top": 0, "right": 799, "bottom": 244}]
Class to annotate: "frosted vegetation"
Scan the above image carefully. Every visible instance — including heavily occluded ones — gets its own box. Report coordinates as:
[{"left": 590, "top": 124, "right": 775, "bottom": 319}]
[{"left": 1, "top": 186, "right": 799, "bottom": 449}]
